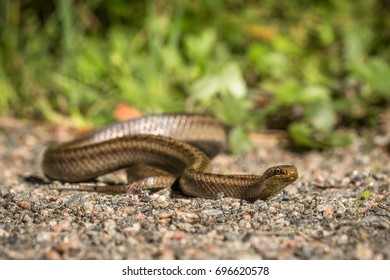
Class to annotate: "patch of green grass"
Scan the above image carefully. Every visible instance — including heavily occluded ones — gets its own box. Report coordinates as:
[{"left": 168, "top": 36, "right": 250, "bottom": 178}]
[{"left": 1, "top": 0, "right": 389, "bottom": 152}]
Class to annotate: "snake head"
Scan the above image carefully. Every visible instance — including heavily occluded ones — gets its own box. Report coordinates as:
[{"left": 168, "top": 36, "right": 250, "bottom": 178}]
[{"left": 258, "top": 165, "right": 299, "bottom": 200}]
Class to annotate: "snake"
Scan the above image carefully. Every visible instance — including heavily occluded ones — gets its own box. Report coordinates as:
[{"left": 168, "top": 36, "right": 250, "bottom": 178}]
[{"left": 42, "top": 113, "right": 298, "bottom": 201}]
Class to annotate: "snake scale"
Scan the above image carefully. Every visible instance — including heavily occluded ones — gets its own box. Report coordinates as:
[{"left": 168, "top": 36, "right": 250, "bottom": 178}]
[{"left": 42, "top": 113, "right": 298, "bottom": 200}]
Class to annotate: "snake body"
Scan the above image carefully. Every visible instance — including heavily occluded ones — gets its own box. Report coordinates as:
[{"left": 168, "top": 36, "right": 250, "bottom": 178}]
[{"left": 42, "top": 113, "right": 298, "bottom": 200}]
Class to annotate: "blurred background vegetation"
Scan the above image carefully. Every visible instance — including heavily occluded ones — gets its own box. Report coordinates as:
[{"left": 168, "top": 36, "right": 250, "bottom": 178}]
[{"left": 1, "top": 0, "right": 389, "bottom": 152}]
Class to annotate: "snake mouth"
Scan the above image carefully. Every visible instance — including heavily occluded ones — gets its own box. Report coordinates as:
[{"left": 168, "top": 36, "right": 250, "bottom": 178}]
[
  {"left": 280, "top": 166, "right": 299, "bottom": 187},
  {"left": 287, "top": 166, "right": 299, "bottom": 182}
]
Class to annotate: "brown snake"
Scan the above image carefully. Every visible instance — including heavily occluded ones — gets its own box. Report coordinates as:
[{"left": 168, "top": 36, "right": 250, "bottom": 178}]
[{"left": 42, "top": 113, "right": 298, "bottom": 200}]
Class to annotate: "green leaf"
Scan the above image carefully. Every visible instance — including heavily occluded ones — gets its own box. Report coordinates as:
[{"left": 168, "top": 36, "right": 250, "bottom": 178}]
[
  {"left": 190, "top": 73, "right": 220, "bottom": 101},
  {"left": 265, "top": 79, "right": 302, "bottom": 105},
  {"left": 219, "top": 63, "right": 247, "bottom": 98},
  {"left": 288, "top": 122, "right": 324, "bottom": 149},
  {"left": 344, "top": 24, "right": 371, "bottom": 65},
  {"left": 214, "top": 93, "right": 251, "bottom": 125},
  {"left": 263, "top": 53, "right": 289, "bottom": 79},
  {"left": 288, "top": 122, "right": 352, "bottom": 149},
  {"left": 229, "top": 126, "right": 252, "bottom": 155},
  {"left": 327, "top": 132, "right": 352, "bottom": 147},
  {"left": 318, "top": 23, "right": 335, "bottom": 45},
  {"left": 362, "top": 189, "right": 372, "bottom": 199},
  {"left": 351, "top": 57, "right": 390, "bottom": 95},
  {"left": 184, "top": 29, "right": 217, "bottom": 61},
  {"left": 190, "top": 62, "right": 247, "bottom": 101},
  {"left": 305, "top": 101, "right": 336, "bottom": 131},
  {"left": 301, "top": 85, "right": 331, "bottom": 103},
  {"left": 266, "top": 81, "right": 330, "bottom": 106},
  {"left": 248, "top": 43, "right": 268, "bottom": 63}
]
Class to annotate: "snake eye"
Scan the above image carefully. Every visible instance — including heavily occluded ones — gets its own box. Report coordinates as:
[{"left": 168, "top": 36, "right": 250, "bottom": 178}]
[{"left": 274, "top": 168, "right": 282, "bottom": 175}]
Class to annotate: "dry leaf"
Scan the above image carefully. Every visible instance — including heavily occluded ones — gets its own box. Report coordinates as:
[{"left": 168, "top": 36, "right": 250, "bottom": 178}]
[{"left": 114, "top": 102, "right": 143, "bottom": 121}]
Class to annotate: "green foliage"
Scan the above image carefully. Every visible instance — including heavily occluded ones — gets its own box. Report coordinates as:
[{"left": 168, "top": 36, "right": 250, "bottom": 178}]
[
  {"left": 0, "top": 0, "right": 389, "bottom": 151},
  {"left": 351, "top": 58, "right": 390, "bottom": 95},
  {"left": 229, "top": 127, "right": 252, "bottom": 155},
  {"left": 355, "top": 189, "right": 372, "bottom": 219}
]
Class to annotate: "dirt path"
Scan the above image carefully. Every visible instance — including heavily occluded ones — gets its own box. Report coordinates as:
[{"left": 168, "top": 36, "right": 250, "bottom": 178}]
[{"left": 0, "top": 118, "right": 389, "bottom": 259}]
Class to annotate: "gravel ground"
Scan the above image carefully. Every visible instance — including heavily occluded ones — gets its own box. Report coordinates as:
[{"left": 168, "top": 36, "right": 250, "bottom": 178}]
[{"left": 0, "top": 117, "right": 389, "bottom": 260}]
